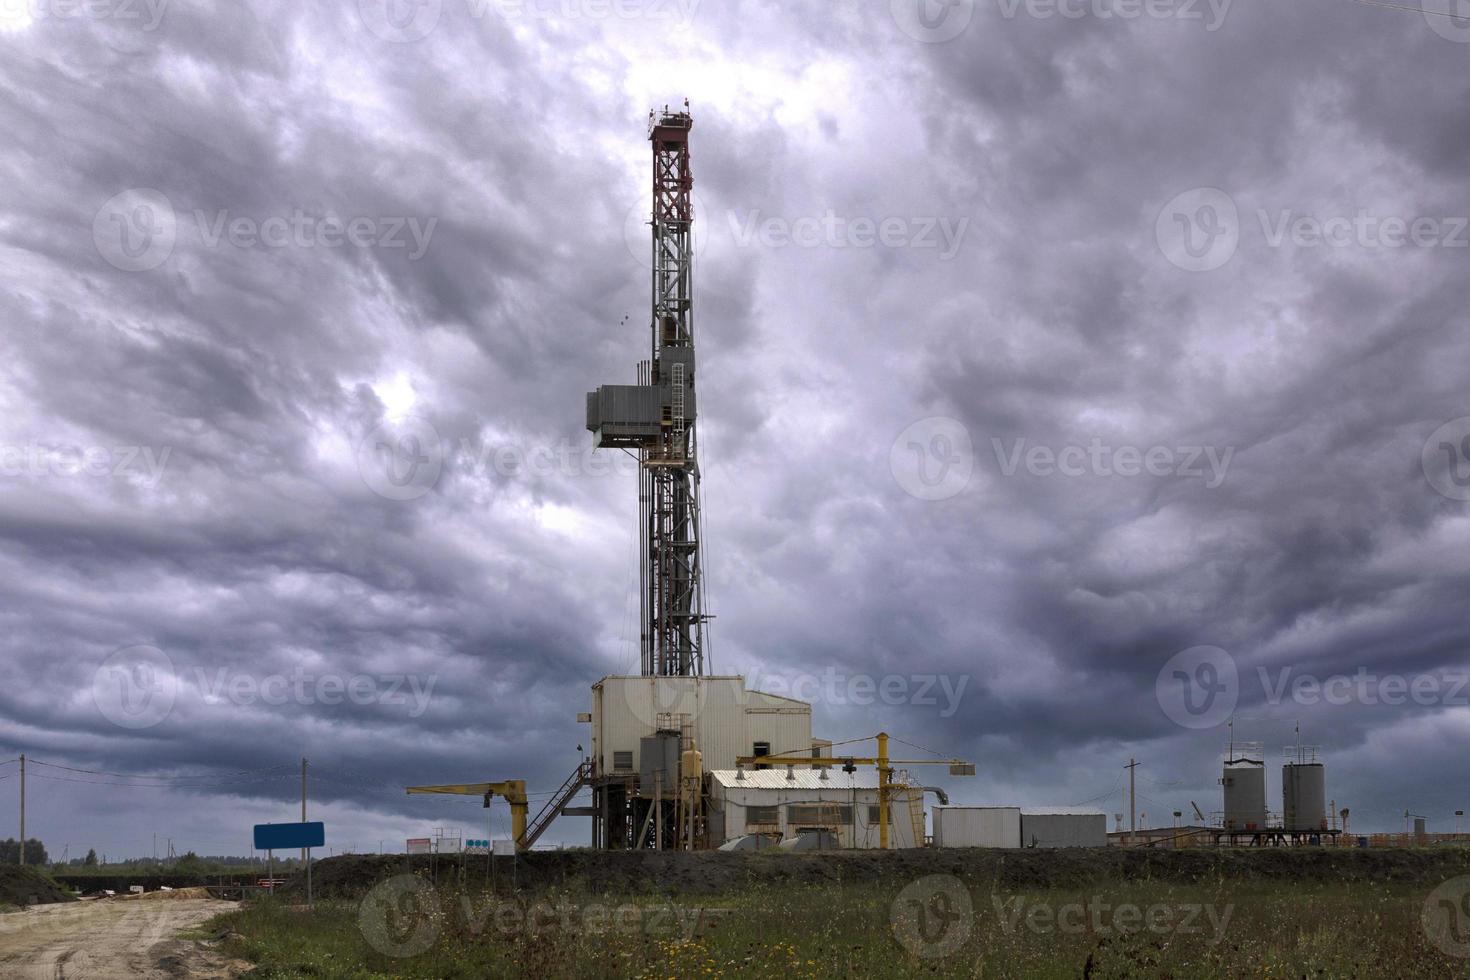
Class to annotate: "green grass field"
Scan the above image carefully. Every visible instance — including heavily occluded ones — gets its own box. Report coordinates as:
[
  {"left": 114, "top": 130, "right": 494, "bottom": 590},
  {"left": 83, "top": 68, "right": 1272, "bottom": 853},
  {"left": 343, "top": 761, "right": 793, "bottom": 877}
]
[{"left": 210, "top": 851, "right": 1470, "bottom": 978}]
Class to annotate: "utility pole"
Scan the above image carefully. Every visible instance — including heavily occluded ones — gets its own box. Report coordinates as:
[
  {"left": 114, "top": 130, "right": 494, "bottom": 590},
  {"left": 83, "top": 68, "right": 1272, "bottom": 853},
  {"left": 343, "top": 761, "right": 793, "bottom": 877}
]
[
  {"left": 18, "top": 754, "right": 24, "bottom": 866},
  {"left": 1125, "top": 758, "right": 1139, "bottom": 844},
  {"left": 300, "top": 757, "right": 307, "bottom": 867}
]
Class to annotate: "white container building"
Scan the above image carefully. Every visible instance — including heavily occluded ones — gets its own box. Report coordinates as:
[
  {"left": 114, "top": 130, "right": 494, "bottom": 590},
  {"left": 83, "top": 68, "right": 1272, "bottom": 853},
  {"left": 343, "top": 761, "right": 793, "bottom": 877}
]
[
  {"left": 932, "top": 806, "right": 1022, "bottom": 848},
  {"left": 708, "top": 769, "right": 925, "bottom": 849}
]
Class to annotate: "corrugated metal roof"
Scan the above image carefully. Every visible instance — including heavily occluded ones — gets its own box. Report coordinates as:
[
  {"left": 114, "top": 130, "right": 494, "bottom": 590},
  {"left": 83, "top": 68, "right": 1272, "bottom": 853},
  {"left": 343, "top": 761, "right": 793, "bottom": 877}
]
[
  {"left": 710, "top": 769, "right": 881, "bottom": 790},
  {"left": 934, "top": 805, "right": 1105, "bottom": 816}
]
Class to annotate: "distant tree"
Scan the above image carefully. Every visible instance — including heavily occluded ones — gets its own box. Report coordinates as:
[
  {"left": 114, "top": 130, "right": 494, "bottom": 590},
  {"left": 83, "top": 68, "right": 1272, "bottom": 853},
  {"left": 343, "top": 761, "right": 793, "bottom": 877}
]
[
  {"left": 84, "top": 848, "right": 98, "bottom": 867},
  {"left": 0, "top": 838, "right": 49, "bottom": 865},
  {"left": 174, "top": 851, "right": 206, "bottom": 874}
]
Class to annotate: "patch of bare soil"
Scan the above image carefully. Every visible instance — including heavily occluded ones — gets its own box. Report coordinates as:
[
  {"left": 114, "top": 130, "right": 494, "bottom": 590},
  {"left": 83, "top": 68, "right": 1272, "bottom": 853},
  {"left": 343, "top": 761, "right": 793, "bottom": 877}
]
[{"left": 0, "top": 896, "right": 244, "bottom": 979}]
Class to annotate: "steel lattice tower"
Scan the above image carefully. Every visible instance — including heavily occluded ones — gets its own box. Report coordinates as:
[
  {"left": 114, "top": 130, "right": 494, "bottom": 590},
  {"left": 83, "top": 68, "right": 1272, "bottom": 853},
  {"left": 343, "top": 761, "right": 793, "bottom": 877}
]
[{"left": 586, "top": 104, "right": 708, "bottom": 676}]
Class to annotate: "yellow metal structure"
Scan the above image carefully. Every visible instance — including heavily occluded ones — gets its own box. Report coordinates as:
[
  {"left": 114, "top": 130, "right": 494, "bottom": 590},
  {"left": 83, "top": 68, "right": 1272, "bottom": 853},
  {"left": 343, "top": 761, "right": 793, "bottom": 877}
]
[
  {"left": 735, "top": 732, "right": 972, "bottom": 849},
  {"left": 406, "top": 779, "right": 530, "bottom": 850}
]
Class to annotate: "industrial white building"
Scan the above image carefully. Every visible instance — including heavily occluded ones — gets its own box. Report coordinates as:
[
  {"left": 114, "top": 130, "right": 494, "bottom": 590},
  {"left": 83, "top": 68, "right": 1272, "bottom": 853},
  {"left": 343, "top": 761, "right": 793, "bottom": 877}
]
[
  {"left": 588, "top": 675, "right": 814, "bottom": 776},
  {"left": 933, "top": 806, "right": 1108, "bottom": 848},
  {"left": 709, "top": 769, "right": 926, "bottom": 849}
]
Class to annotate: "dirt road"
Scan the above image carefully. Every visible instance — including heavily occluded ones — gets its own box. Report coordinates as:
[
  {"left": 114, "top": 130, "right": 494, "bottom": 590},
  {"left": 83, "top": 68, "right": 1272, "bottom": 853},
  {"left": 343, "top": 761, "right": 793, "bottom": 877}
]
[{"left": 0, "top": 895, "right": 244, "bottom": 979}]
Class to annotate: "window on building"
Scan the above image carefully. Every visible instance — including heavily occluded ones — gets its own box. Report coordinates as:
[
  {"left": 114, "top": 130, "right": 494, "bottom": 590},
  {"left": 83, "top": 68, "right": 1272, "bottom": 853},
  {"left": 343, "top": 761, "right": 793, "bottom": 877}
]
[
  {"left": 788, "top": 804, "right": 853, "bottom": 825},
  {"left": 612, "top": 751, "right": 633, "bottom": 772},
  {"left": 867, "top": 805, "right": 882, "bottom": 824},
  {"left": 745, "top": 805, "right": 779, "bottom": 828},
  {"left": 753, "top": 741, "right": 770, "bottom": 770}
]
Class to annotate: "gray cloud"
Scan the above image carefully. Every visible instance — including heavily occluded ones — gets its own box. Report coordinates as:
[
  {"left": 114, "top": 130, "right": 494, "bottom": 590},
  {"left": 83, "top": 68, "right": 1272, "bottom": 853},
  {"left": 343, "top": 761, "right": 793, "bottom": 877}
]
[{"left": 0, "top": 0, "right": 1466, "bottom": 854}]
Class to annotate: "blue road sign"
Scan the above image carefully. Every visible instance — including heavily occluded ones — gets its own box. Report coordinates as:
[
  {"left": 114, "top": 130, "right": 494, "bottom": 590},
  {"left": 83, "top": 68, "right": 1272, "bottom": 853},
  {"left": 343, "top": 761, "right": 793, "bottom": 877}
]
[{"left": 253, "top": 821, "right": 325, "bottom": 850}]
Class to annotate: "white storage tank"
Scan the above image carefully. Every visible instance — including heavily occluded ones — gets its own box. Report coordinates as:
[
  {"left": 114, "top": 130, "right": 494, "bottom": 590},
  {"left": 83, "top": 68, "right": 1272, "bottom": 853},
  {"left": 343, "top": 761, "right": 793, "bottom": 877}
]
[
  {"left": 1282, "top": 745, "right": 1327, "bottom": 832},
  {"left": 1020, "top": 808, "right": 1108, "bottom": 848},
  {"left": 1221, "top": 741, "right": 1267, "bottom": 832},
  {"left": 933, "top": 806, "right": 1021, "bottom": 848}
]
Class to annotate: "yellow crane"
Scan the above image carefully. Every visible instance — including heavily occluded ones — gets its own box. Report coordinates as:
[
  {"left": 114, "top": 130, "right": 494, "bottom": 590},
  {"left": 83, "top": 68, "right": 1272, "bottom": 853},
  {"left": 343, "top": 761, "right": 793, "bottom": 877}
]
[
  {"left": 406, "top": 779, "right": 529, "bottom": 849},
  {"left": 735, "top": 732, "right": 974, "bottom": 849}
]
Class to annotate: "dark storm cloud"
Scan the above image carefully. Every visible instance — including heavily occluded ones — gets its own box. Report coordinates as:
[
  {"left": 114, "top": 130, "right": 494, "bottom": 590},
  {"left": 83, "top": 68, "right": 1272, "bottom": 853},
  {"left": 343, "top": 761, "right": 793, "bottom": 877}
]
[{"left": 0, "top": 0, "right": 1465, "bottom": 853}]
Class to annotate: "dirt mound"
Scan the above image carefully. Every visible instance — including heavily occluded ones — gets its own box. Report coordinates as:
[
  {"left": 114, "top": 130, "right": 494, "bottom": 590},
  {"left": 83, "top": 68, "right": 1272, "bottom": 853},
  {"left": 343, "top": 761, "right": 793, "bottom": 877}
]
[
  {"left": 133, "top": 886, "right": 213, "bottom": 900},
  {"left": 277, "top": 846, "right": 1470, "bottom": 900},
  {"left": 0, "top": 866, "right": 75, "bottom": 907}
]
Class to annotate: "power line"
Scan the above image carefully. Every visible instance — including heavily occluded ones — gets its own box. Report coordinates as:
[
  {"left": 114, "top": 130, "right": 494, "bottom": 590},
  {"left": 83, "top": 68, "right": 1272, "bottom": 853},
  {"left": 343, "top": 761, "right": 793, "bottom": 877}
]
[
  {"left": 1349, "top": 0, "right": 1470, "bottom": 19},
  {"left": 28, "top": 759, "right": 296, "bottom": 781}
]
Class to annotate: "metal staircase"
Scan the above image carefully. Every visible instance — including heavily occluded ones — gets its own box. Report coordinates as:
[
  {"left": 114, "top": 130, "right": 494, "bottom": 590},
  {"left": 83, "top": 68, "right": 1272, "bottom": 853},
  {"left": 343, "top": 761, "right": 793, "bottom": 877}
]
[{"left": 521, "top": 761, "right": 592, "bottom": 849}]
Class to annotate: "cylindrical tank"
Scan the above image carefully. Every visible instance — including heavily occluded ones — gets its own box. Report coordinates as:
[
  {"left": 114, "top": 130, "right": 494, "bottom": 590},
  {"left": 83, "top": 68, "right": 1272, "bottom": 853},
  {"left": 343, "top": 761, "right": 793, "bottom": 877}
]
[
  {"left": 1222, "top": 761, "right": 1267, "bottom": 831},
  {"left": 1282, "top": 763, "right": 1327, "bottom": 831}
]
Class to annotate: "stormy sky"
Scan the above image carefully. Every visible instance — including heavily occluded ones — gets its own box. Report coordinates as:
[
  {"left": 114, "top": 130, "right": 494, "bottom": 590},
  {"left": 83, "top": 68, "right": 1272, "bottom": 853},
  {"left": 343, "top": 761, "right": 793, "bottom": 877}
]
[{"left": 1, "top": 0, "right": 1468, "bottom": 856}]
